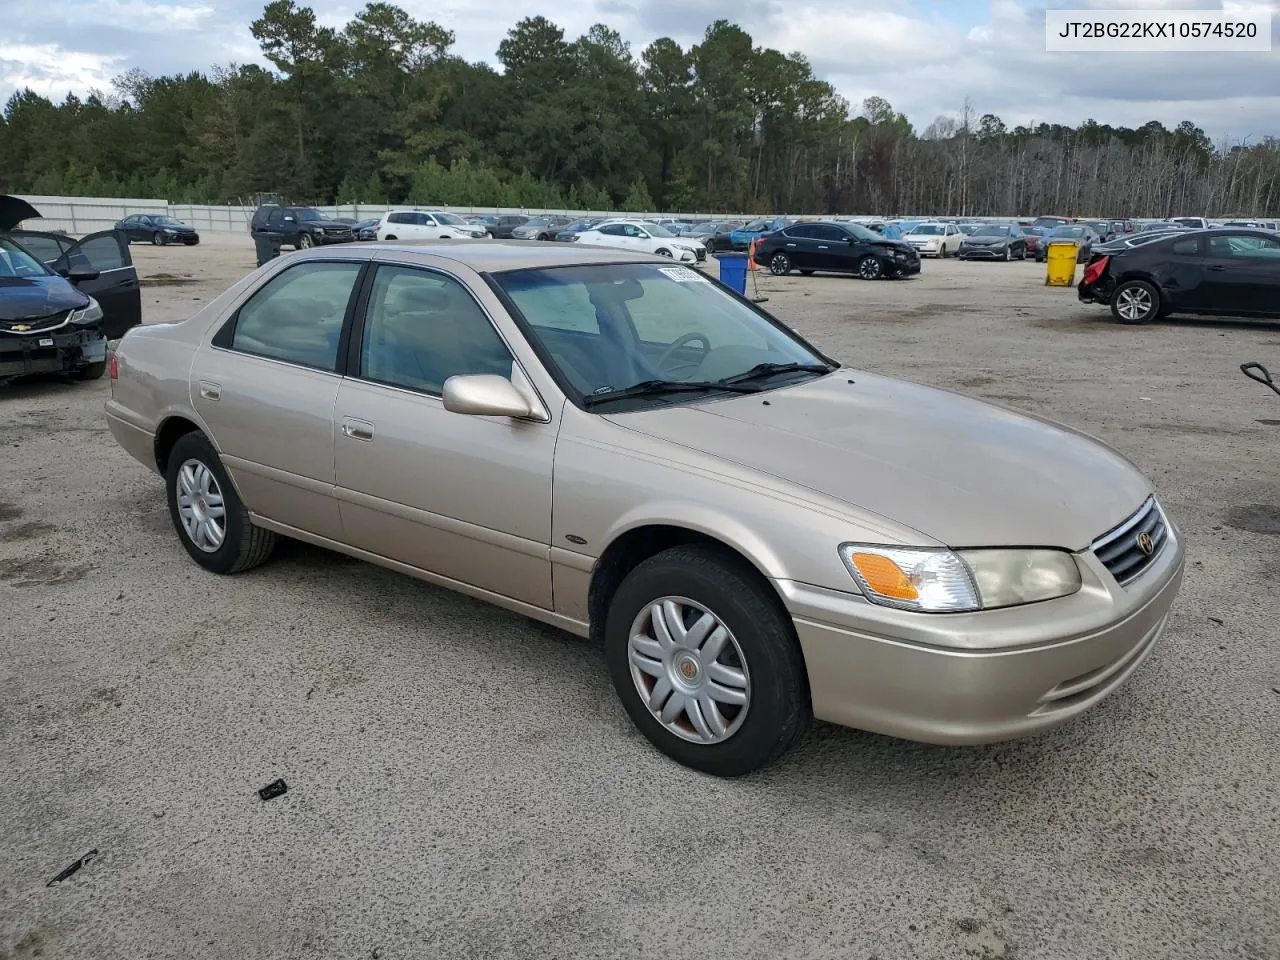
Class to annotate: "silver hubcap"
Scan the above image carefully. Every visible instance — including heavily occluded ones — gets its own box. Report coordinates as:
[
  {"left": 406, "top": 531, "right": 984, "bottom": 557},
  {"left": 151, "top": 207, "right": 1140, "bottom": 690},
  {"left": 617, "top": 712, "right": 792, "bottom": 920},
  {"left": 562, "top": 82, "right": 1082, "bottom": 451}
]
[
  {"left": 771, "top": 255, "right": 788, "bottom": 273},
  {"left": 627, "top": 597, "right": 751, "bottom": 745},
  {"left": 176, "top": 459, "right": 226, "bottom": 553},
  {"left": 860, "top": 259, "right": 880, "bottom": 278},
  {"left": 1116, "top": 286, "right": 1152, "bottom": 320}
]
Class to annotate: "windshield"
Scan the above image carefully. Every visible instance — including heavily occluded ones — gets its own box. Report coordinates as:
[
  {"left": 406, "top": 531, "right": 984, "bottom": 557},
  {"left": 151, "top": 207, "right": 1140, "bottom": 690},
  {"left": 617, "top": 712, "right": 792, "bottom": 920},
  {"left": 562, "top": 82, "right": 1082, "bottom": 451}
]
[
  {"left": 644, "top": 224, "right": 676, "bottom": 238},
  {"left": 434, "top": 213, "right": 467, "bottom": 225},
  {"left": 493, "top": 263, "right": 829, "bottom": 406},
  {"left": 295, "top": 208, "right": 325, "bottom": 221},
  {"left": 1052, "top": 226, "right": 1086, "bottom": 238},
  {"left": 154, "top": 216, "right": 185, "bottom": 226},
  {"left": 0, "top": 236, "right": 50, "bottom": 277},
  {"left": 973, "top": 225, "right": 1010, "bottom": 237},
  {"left": 911, "top": 225, "right": 944, "bottom": 235},
  {"left": 744, "top": 220, "right": 771, "bottom": 231}
]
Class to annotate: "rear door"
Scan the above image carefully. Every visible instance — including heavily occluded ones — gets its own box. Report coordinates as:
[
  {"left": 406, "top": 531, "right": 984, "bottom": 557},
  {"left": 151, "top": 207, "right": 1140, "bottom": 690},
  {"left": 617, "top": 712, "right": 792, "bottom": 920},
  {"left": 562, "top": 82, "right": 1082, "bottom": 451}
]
[
  {"left": 775, "top": 224, "right": 820, "bottom": 269},
  {"left": 57, "top": 230, "right": 142, "bottom": 338}
]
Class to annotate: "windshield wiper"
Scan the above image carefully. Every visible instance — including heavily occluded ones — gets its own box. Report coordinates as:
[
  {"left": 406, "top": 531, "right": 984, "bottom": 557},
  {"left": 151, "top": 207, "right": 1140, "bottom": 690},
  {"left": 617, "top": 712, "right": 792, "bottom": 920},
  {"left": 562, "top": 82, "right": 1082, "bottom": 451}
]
[
  {"left": 716, "top": 361, "right": 837, "bottom": 386},
  {"left": 582, "top": 379, "right": 763, "bottom": 408}
]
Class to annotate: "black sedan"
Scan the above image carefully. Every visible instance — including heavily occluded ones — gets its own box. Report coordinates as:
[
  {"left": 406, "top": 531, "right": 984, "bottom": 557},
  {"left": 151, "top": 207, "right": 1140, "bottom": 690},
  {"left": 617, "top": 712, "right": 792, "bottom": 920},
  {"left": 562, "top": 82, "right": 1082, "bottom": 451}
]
[
  {"left": 957, "top": 223, "right": 1027, "bottom": 261},
  {"left": 1078, "top": 228, "right": 1280, "bottom": 324},
  {"left": 353, "top": 218, "right": 380, "bottom": 241},
  {"left": 1035, "top": 225, "right": 1100, "bottom": 263},
  {"left": 553, "top": 218, "right": 602, "bottom": 242},
  {"left": 115, "top": 213, "right": 200, "bottom": 245},
  {"left": 753, "top": 220, "right": 920, "bottom": 279},
  {"left": 686, "top": 219, "right": 747, "bottom": 253}
]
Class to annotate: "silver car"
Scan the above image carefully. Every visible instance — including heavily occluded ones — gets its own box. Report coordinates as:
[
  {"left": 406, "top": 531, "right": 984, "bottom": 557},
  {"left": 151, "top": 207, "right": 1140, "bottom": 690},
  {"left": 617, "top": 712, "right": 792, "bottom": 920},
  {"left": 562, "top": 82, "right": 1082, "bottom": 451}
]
[{"left": 105, "top": 242, "right": 1185, "bottom": 776}]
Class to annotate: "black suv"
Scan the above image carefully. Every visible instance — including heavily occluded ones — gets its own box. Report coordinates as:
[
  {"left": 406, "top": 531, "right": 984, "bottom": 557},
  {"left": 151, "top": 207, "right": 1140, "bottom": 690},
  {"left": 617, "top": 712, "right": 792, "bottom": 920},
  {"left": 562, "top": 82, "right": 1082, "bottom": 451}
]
[{"left": 249, "top": 204, "right": 354, "bottom": 249}]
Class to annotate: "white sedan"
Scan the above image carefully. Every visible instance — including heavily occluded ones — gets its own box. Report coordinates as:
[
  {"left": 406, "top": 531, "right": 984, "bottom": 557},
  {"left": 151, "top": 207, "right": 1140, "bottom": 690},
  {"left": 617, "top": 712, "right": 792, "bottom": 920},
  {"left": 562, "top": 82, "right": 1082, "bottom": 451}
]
[
  {"left": 376, "top": 210, "right": 488, "bottom": 241},
  {"left": 903, "top": 222, "right": 964, "bottom": 258},
  {"left": 573, "top": 220, "right": 707, "bottom": 263}
]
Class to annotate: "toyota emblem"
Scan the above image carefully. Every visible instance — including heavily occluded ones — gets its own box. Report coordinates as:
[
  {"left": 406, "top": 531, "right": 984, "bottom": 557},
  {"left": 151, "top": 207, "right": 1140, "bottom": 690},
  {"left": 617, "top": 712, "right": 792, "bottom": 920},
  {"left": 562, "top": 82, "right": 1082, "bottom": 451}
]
[{"left": 1136, "top": 532, "right": 1154, "bottom": 556}]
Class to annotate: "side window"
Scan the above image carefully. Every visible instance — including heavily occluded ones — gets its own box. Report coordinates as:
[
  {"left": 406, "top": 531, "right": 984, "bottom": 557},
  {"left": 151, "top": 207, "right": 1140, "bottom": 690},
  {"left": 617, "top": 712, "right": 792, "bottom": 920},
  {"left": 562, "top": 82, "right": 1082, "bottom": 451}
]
[
  {"left": 624, "top": 225, "right": 645, "bottom": 238},
  {"left": 1209, "top": 234, "right": 1280, "bottom": 258},
  {"left": 387, "top": 212, "right": 411, "bottom": 225},
  {"left": 1170, "top": 237, "right": 1201, "bottom": 256},
  {"left": 785, "top": 224, "right": 818, "bottom": 239},
  {"left": 67, "top": 234, "right": 127, "bottom": 272},
  {"left": 266, "top": 208, "right": 284, "bottom": 226},
  {"left": 229, "top": 261, "right": 361, "bottom": 370},
  {"left": 600, "top": 224, "right": 626, "bottom": 237},
  {"left": 359, "top": 266, "right": 512, "bottom": 395},
  {"left": 813, "top": 225, "right": 846, "bottom": 242},
  {"left": 13, "top": 234, "right": 70, "bottom": 264},
  {"left": 417, "top": 214, "right": 437, "bottom": 226}
]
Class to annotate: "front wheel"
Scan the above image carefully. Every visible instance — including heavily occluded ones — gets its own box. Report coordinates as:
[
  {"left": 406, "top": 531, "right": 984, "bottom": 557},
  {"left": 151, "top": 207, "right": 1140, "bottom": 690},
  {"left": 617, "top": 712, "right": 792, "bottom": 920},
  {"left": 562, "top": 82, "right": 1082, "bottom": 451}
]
[
  {"left": 655, "top": 248, "right": 674, "bottom": 258},
  {"left": 152, "top": 232, "right": 165, "bottom": 246},
  {"left": 74, "top": 361, "right": 107, "bottom": 381},
  {"left": 165, "top": 432, "right": 277, "bottom": 574},
  {"left": 298, "top": 233, "right": 314, "bottom": 249},
  {"left": 1110, "top": 280, "right": 1160, "bottom": 324},
  {"left": 605, "top": 545, "right": 811, "bottom": 777},
  {"left": 858, "top": 255, "right": 884, "bottom": 280},
  {"left": 770, "top": 252, "right": 792, "bottom": 276}
]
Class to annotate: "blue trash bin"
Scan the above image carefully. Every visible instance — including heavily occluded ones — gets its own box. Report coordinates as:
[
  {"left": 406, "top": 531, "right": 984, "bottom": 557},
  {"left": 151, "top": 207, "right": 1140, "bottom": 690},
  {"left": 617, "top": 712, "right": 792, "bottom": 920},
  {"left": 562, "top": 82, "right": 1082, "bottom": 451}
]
[{"left": 716, "top": 252, "right": 748, "bottom": 295}]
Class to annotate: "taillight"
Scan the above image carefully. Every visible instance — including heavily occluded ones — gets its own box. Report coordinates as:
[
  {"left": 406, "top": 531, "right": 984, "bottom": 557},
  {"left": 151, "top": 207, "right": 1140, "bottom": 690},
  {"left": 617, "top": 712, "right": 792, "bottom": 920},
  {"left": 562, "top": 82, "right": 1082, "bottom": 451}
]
[
  {"left": 1082, "top": 255, "right": 1109, "bottom": 286},
  {"left": 109, "top": 354, "right": 119, "bottom": 379}
]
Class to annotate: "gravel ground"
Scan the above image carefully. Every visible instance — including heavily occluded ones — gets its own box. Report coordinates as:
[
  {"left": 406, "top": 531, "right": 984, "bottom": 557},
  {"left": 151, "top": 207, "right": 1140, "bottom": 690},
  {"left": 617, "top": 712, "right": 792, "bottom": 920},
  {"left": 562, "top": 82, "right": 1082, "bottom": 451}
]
[{"left": 1, "top": 234, "right": 1278, "bottom": 960}]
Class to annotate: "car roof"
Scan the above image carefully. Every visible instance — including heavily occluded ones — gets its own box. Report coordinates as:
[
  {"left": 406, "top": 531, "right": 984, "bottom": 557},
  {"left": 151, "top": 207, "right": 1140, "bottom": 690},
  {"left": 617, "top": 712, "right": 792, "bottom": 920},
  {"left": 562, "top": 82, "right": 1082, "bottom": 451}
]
[{"left": 359, "top": 239, "right": 663, "bottom": 271}]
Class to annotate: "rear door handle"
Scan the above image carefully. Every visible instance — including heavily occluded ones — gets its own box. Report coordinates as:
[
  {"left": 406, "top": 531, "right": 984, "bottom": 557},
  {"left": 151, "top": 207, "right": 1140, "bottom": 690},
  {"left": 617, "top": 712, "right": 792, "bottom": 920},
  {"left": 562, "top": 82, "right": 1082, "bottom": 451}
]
[
  {"left": 1208, "top": 264, "right": 1226, "bottom": 272},
  {"left": 818, "top": 245, "right": 829, "bottom": 250},
  {"left": 341, "top": 417, "right": 375, "bottom": 441},
  {"left": 198, "top": 380, "right": 221, "bottom": 401}
]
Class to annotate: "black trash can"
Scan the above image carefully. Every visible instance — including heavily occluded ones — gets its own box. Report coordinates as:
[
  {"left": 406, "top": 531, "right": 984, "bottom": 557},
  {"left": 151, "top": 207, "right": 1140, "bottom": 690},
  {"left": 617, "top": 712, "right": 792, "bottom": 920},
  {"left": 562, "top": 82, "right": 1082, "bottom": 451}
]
[{"left": 254, "top": 233, "right": 282, "bottom": 267}]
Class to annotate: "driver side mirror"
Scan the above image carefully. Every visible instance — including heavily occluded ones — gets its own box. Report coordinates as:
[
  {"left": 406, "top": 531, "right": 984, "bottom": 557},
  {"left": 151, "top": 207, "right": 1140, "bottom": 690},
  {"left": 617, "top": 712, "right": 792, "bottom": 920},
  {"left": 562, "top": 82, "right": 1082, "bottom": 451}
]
[
  {"left": 57, "top": 266, "right": 101, "bottom": 282},
  {"left": 283, "top": 216, "right": 296, "bottom": 222},
  {"left": 442, "top": 375, "right": 536, "bottom": 419}
]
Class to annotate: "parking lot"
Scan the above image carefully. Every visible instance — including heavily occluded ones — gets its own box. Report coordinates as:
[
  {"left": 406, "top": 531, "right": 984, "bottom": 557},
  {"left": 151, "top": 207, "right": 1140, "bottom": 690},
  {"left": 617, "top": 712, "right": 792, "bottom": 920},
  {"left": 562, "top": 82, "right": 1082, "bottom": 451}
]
[{"left": 2, "top": 232, "right": 1278, "bottom": 959}]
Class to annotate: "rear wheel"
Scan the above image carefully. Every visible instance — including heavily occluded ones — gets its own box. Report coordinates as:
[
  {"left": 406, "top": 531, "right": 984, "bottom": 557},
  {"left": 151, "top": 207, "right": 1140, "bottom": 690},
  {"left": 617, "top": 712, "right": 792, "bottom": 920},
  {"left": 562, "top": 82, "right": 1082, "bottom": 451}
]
[
  {"left": 1110, "top": 280, "right": 1160, "bottom": 324},
  {"left": 770, "top": 253, "right": 792, "bottom": 276},
  {"left": 605, "top": 544, "right": 811, "bottom": 777},
  {"left": 384, "top": 235, "right": 397, "bottom": 241},
  {"left": 165, "top": 432, "right": 277, "bottom": 574},
  {"left": 75, "top": 361, "right": 106, "bottom": 381},
  {"left": 858, "top": 255, "right": 884, "bottom": 280}
]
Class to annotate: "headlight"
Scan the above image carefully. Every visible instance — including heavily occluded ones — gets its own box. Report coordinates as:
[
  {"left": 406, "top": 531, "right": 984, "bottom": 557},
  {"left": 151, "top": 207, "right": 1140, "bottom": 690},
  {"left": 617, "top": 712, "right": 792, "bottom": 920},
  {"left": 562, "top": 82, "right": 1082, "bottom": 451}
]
[
  {"left": 163, "top": 228, "right": 177, "bottom": 233},
  {"left": 838, "top": 544, "right": 1081, "bottom": 613},
  {"left": 69, "top": 297, "right": 104, "bottom": 325}
]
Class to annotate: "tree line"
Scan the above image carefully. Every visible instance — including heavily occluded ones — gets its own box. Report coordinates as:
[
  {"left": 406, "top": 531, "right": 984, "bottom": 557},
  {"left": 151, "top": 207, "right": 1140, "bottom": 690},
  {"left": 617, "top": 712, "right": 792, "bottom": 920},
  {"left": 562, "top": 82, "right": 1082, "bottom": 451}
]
[{"left": 2, "top": 0, "right": 1278, "bottom": 217}]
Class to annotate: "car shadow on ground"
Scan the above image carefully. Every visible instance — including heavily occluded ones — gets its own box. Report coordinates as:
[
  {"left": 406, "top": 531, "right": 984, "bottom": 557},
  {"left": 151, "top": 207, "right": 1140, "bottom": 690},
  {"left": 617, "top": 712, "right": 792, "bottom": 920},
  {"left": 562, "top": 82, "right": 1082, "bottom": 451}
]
[{"left": 0, "top": 374, "right": 96, "bottom": 399}]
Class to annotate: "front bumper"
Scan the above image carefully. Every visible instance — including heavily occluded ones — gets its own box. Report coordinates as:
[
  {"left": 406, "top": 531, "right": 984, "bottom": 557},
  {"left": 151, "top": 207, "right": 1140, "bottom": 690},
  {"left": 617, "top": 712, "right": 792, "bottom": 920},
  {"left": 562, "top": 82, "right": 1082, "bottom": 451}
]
[
  {"left": 775, "top": 521, "right": 1185, "bottom": 744},
  {"left": 958, "top": 246, "right": 1006, "bottom": 259},
  {"left": 910, "top": 245, "right": 942, "bottom": 257},
  {"left": 0, "top": 326, "right": 108, "bottom": 380},
  {"left": 889, "top": 256, "right": 921, "bottom": 276},
  {"left": 316, "top": 230, "right": 354, "bottom": 244}
]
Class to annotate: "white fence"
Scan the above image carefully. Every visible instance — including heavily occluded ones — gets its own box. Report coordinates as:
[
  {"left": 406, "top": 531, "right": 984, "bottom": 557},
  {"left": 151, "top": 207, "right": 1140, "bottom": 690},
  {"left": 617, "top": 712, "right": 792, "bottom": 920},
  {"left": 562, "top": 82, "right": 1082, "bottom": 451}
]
[{"left": 14, "top": 195, "right": 765, "bottom": 234}]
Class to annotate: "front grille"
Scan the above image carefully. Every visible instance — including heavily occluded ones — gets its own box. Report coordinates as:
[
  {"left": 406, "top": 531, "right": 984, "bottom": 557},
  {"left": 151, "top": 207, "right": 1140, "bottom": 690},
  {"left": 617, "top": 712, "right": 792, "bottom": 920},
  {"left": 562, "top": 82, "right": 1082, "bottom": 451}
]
[
  {"left": 1092, "top": 497, "right": 1167, "bottom": 584},
  {"left": 0, "top": 311, "right": 70, "bottom": 335}
]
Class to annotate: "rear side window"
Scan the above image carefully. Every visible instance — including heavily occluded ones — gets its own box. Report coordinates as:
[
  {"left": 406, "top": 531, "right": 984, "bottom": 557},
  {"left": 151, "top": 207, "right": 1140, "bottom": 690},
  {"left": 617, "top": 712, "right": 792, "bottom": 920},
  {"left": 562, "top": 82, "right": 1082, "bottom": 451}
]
[
  {"left": 68, "top": 235, "right": 127, "bottom": 272},
  {"left": 387, "top": 212, "right": 413, "bottom": 225},
  {"left": 1170, "top": 238, "right": 1201, "bottom": 256},
  {"left": 228, "top": 261, "right": 362, "bottom": 370},
  {"left": 784, "top": 224, "right": 819, "bottom": 239},
  {"left": 11, "top": 234, "right": 69, "bottom": 264}
]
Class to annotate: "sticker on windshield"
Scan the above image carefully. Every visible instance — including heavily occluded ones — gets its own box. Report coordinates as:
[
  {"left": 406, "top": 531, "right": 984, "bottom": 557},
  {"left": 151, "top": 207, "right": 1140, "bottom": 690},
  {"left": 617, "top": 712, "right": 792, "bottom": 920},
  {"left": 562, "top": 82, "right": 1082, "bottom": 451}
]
[{"left": 659, "top": 267, "right": 708, "bottom": 283}]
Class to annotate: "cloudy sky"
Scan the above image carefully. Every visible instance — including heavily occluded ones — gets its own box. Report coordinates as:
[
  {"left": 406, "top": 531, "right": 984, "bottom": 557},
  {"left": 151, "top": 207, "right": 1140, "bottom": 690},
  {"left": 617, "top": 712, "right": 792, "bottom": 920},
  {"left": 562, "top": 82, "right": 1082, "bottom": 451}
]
[{"left": 2, "top": 0, "right": 1278, "bottom": 140}]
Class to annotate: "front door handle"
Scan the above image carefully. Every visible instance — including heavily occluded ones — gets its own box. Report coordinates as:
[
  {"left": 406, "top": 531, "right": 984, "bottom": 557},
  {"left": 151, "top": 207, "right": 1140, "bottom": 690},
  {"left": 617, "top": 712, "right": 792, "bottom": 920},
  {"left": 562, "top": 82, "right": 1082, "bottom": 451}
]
[
  {"left": 1208, "top": 264, "right": 1226, "bottom": 272},
  {"left": 818, "top": 245, "right": 829, "bottom": 250},
  {"left": 198, "top": 380, "right": 221, "bottom": 401},
  {"left": 341, "top": 417, "right": 375, "bottom": 441}
]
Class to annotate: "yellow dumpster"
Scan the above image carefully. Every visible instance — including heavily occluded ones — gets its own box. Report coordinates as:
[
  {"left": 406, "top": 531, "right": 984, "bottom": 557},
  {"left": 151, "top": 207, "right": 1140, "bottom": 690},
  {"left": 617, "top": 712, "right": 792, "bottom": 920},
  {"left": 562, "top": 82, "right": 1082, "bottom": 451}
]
[{"left": 1045, "top": 240, "right": 1079, "bottom": 286}]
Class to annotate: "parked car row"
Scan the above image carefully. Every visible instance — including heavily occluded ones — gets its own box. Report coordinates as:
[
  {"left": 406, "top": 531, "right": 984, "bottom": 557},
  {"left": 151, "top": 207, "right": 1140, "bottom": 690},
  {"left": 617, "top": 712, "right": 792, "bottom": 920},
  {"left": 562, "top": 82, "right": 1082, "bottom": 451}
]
[{"left": 753, "top": 221, "right": 921, "bottom": 279}]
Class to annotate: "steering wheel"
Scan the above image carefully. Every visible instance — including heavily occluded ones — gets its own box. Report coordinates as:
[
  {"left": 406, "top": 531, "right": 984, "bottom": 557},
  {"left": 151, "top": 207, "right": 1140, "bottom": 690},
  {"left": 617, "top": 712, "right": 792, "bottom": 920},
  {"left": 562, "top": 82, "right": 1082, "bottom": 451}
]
[{"left": 655, "top": 332, "right": 712, "bottom": 375}]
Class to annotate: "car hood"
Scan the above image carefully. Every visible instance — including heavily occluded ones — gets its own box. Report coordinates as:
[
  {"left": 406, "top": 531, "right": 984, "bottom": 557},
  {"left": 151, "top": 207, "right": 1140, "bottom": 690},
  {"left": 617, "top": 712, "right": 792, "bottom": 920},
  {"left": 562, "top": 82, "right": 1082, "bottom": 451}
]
[
  {"left": 1, "top": 195, "right": 41, "bottom": 231},
  {"left": 0, "top": 274, "right": 89, "bottom": 321},
  {"left": 963, "top": 236, "right": 1007, "bottom": 244},
  {"left": 605, "top": 371, "right": 1150, "bottom": 549}
]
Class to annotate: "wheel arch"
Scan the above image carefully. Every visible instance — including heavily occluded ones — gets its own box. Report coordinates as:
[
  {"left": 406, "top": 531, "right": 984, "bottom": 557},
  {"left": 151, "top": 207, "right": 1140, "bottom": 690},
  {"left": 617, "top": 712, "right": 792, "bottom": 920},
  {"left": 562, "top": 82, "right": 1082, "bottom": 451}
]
[
  {"left": 154, "top": 415, "right": 203, "bottom": 474},
  {"left": 586, "top": 520, "right": 789, "bottom": 646}
]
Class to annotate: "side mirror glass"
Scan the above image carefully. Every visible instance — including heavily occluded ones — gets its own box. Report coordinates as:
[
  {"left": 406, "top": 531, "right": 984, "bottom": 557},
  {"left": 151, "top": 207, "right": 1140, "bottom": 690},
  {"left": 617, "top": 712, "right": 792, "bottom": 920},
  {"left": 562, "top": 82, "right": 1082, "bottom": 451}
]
[
  {"left": 284, "top": 216, "right": 296, "bottom": 222},
  {"left": 442, "top": 374, "right": 535, "bottom": 419}
]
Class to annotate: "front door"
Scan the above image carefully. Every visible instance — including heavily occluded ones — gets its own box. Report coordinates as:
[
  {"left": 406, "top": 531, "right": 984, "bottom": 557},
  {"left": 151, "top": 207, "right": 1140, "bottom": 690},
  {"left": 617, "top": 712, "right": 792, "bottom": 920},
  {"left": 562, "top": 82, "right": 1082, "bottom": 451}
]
[
  {"left": 333, "top": 263, "right": 556, "bottom": 608},
  {"left": 1202, "top": 233, "right": 1280, "bottom": 315},
  {"left": 191, "top": 258, "right": 365, "bottom": 541},
  {"left": 58, "top": 231, "right": 141, "bottom": 338},
  {"left": 774, "top": 225, "right": 819, "bottom": 270}
]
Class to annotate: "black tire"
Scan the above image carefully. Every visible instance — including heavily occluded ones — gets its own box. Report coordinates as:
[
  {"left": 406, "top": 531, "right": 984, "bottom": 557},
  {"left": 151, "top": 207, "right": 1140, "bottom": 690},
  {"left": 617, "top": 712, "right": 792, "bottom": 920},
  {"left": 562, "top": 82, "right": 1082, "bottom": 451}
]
[
  {"left": 1110, "top": 279, "right": 1160, "bottom": 324},
  {"left": 604, "top": 544, "right": 811, "bottom": 777},
  {"left": 799, "top": 269, "right": 814, "bottom": 276},
  {"left": 1018, "top": 245, "right": 1026, "bottom": 260},
  {"left": 165, "top": 432, "right": 277, "bottom": 574},
  {"left": 1003, "top": 246, "right": 1011, "bottom": 261},
  {"left": 858, "top": 255, "right": 884, "bottom": 280},
  {"left": 75, "top": 361, "right": 106, "bottom": 381},
  {"left": 298, "top": 233, "right": 314, "bottom": 249},
  {"left": 152, "top": 232, "right": 165, "bottom": 246},
  {"left": 655, "top": 248, "right": 674, "bottom": 258},
  {"left": 384, "top": 235, "right": 397, "bottom": 241},
  {"left": 770, "top": 252, "right": 792, "bottom": 276}
]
